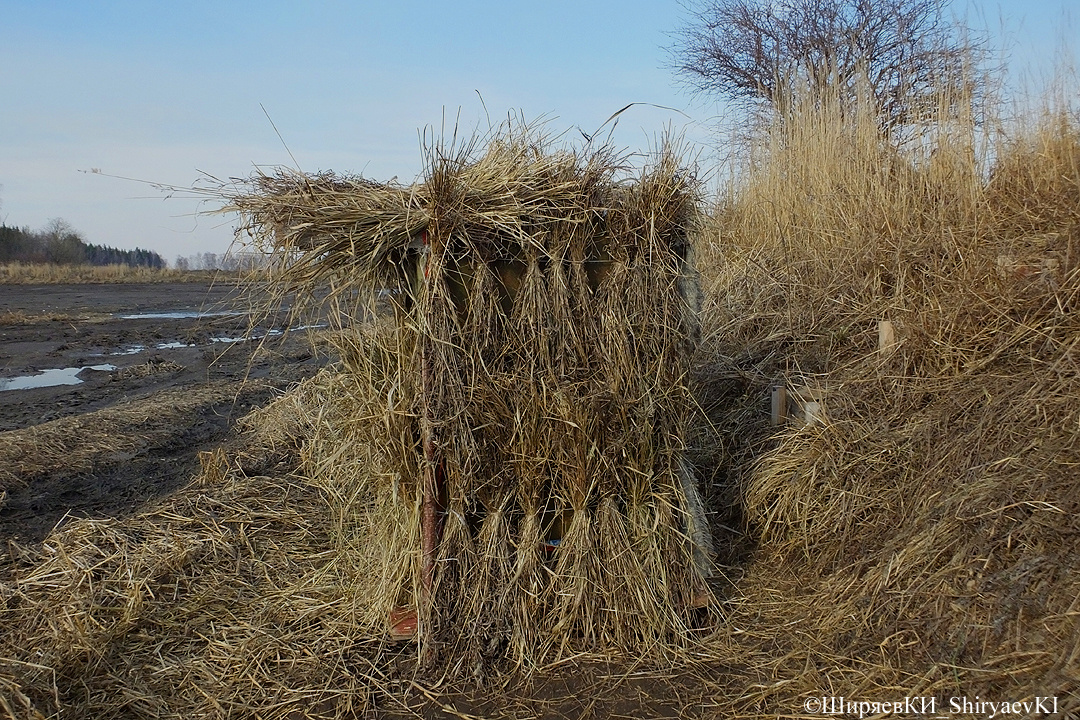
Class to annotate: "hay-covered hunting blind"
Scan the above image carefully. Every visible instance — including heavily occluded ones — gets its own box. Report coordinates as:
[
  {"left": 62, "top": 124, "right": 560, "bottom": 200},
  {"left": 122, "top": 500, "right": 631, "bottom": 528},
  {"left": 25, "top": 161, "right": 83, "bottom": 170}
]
[{"left": 228, "top": 130, "right": 716, "bottom": 666}]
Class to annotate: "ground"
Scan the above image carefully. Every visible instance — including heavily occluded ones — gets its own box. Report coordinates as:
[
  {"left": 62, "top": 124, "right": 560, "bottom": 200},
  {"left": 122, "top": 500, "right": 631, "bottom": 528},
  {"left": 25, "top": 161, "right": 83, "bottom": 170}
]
[{"left": 0, "top": 281, "right": 328, "bottom": 544}]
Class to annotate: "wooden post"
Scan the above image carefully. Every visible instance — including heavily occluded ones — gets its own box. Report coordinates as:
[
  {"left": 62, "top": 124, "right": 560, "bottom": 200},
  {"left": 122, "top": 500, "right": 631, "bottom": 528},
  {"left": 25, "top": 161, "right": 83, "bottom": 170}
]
[
  {"left": 771, "top": 385, "right": 788, "bottom": 426},
  {"left": 878, "top": 320, "right": 896, "bottom": 355},
  {"left": 420, "top": 341, "right": 438, "bottom": 597},
  {"left": 389, "top": 232, "right": 440, "bottom": 646},
  {"left": 418, "top": 230, "right": 440, "bottom": 603}
]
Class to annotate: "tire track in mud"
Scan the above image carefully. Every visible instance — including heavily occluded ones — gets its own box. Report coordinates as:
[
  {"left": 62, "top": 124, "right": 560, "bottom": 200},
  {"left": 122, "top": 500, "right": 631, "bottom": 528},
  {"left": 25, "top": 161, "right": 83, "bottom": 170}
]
[
  {"left": 0, "top": 382, "right": 277, "bottom": 544},
  {"left": 0, "top": 281, "right": 330, "bottom": 545}
]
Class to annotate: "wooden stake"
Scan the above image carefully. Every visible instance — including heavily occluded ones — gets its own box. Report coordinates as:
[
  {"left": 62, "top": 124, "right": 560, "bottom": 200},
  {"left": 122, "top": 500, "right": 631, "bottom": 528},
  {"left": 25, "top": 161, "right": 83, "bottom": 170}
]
[
  {"left": 420, "top": 340, "right": 438, "bottom": 597},
  {"left": 417, "top": 229, "right": 443, "bottom": 661},
  {"left": 771, "top": 385, "right": 788, "bottom": 426},
  {"left": 878, "top": 320, "right": 897, "bottom": 355}
]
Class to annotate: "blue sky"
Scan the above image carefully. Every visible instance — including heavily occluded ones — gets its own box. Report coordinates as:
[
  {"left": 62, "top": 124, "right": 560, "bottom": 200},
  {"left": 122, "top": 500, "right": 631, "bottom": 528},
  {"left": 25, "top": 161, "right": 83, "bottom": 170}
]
[{"left": 0, "top": 1, "right": 1074, "bottom": 262}]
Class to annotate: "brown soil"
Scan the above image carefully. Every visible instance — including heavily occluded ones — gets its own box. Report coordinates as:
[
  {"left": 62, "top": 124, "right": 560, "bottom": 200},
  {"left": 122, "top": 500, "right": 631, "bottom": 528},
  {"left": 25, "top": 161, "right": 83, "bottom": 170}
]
[{"left": 0, "top": 282, "right": 329, "bottom": 544}]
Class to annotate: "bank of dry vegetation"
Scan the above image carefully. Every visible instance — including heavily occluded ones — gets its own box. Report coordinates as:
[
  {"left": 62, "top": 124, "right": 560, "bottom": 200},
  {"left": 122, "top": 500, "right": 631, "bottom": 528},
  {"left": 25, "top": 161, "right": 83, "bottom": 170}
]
[
  {"left": 1, "top": 78, "right": 1078, "bottom": 718},
  {"left": 0, "top": 262, "right": 221, "bottom": 284},
  {"left": 692, "top": 84, "right": 1080, "bottom": 709}
]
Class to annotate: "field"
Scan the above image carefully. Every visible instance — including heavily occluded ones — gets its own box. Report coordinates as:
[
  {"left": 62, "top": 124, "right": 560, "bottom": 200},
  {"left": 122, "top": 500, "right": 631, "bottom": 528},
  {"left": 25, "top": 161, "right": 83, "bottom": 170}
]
[{"left": 0, "top": 282, "right": 325, "bottom": 543}]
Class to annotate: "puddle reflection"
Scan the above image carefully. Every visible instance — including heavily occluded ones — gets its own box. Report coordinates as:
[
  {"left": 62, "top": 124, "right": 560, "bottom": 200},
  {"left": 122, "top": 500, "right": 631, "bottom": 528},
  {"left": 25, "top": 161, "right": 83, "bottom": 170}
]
[
  {"left": 0, "top": 364, "right": 116, "bottom": 392},
  {"left": 117, "top": 310, "right": 245, "bottom": 320}
]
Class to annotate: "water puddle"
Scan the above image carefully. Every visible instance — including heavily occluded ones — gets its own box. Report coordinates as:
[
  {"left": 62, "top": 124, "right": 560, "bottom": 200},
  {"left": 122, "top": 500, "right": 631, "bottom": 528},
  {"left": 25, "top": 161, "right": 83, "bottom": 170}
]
[
  {"left": 117, "top": 310, "right": 245, "bottom": 320},
  {"left": 110, "top": 346, "right": 147, "bottom": 356},
  {"left": 86, "top": 316, "right": 328, "bottom": 358},
  {"left": 101, "top": 326, "right": 318, "bottom": 356},
  {"left": 94, "top": 343, "right": 187, "bottom": 356},
  {"left": 208, "top": 328, "right": 287, "bottom": 344},
  {"left": 0, "top": 364, "right": 117, "bottom": 392}
]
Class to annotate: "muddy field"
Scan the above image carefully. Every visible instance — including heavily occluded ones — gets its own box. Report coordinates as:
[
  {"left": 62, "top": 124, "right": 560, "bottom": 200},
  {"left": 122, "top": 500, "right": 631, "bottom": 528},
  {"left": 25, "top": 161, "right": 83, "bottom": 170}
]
[{"left": 0, "top": 282, "right": 329, "bottom": 543}]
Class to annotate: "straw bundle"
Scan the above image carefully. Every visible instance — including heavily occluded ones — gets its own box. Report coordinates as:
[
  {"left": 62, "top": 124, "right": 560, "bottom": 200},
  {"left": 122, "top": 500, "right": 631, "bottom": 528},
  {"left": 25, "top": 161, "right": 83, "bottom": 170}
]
[{"left": 227, "top": 129, "right": 713, "bottom": 670}]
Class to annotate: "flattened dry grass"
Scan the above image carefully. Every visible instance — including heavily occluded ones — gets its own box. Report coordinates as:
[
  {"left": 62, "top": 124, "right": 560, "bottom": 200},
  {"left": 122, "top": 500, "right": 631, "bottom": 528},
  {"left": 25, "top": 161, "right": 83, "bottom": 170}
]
[
  {"left": 0, "top": 310, "right": 83, "bottom": 325},
  {"left": 1, "top": 444, "right": 394, "bottom": 719}
]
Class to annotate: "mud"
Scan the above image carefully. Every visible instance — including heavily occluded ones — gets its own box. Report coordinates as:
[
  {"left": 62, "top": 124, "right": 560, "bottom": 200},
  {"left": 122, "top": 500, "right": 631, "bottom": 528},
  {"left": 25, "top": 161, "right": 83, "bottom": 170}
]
[{"left": 0, "top": 282, "right": 329, "bottom": 543}]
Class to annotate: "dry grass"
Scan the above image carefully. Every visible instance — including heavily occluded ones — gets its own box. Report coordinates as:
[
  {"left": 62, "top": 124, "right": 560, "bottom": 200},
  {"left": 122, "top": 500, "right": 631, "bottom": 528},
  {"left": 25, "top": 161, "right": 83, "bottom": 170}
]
[
  {"left": 0, "top": 263, "right": 221, "bottom": 284},
  {"left": 0, "top": 371, "right": 717, "bottom": 719},
  {"left": 0, "top": 309, "right": 84, "bottom": 325},
  {"left": 1, "top": 443, "right": 392, "bottom": 719},
  {"left": 688, "top": 80, "right": 1080, "bottom": 711},
  {"left": 115, "top": 358, "right": 185, "bottom": 380}
]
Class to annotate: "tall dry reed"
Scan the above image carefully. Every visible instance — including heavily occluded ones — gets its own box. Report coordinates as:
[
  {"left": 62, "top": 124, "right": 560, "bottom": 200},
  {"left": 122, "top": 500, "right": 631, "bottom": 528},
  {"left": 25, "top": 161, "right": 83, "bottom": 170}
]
[{"left": 693, "top": 74, "right": 1080, "bottom": 711}]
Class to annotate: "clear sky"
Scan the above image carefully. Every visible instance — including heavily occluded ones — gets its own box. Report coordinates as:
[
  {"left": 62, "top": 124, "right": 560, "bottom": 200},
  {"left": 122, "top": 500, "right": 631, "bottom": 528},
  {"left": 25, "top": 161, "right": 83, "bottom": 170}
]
[{"left": 0, "top": 0, "right": 1074, "bottom": 263}]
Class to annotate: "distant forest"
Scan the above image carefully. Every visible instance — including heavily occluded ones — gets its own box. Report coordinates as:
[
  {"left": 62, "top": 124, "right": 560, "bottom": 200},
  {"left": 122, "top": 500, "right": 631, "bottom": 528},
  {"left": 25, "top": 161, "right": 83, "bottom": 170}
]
[{"left": 0, "top": 219, "right": 165, "bottom": 269}]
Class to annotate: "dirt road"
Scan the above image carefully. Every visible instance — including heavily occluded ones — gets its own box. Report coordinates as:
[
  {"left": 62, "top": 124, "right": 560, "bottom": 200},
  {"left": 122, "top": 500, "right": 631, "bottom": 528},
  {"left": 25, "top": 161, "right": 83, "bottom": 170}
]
[{"left": 0, "top": 282, "right": 329, "bottom": 543}]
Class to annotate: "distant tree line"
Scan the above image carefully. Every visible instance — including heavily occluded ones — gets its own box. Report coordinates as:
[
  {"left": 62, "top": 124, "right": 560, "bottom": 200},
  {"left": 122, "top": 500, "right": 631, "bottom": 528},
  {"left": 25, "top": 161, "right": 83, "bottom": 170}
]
[
  {"left": 174, "top": 251, "right": 269, "bottom": 271},
  {"left": 0, "top": 218, "right": 165, "bottom": 268}
]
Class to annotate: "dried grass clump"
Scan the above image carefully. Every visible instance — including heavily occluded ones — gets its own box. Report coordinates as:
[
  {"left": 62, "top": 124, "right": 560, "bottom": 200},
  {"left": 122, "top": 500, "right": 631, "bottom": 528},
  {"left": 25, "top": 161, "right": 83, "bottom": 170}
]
[
  {"left": 987, "top": 108, "right": 1080, "bottom": 236},
  {"left": 693, "top": 82, "right": 1080, "bottom": 710},
  {"left": 0, "top": 309, "right": 82, "bottom": 325},
  {"left": 226, "top": 127, "right": 713, "bottom": 672},
  {"left": 116, "top": 357, "right": 185, "bottom": 380},
  {"left": 0, "top": 444, "right": 402, "bottom": 719}
]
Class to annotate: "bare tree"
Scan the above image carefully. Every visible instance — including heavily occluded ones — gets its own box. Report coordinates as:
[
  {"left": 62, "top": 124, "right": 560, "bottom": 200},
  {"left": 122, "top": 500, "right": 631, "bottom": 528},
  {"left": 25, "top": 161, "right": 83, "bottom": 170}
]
[
  {"left": 42, "top": 217, "right": 86, "bottom": 265},
  {"left": 670, "top": 0, "right": 985, "bottom": 137}
]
